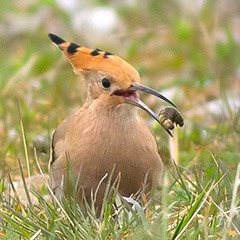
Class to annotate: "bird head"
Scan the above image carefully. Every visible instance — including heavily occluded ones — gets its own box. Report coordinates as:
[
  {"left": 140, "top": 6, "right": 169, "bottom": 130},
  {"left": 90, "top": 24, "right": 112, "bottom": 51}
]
[{"left": 48, "top": 33, "right": 176, "bottom": 135}]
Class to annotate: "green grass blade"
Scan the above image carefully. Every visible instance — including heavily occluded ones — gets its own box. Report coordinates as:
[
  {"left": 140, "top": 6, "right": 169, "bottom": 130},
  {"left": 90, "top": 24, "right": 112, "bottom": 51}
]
[{"left": 17, "top": 158, "right": 32, "bottom": 207}]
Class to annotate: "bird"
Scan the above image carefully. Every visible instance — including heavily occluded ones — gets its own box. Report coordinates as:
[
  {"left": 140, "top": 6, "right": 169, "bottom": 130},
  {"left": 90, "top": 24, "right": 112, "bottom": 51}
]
[{"left": 48, "top": 33, "right": 177, "bottom": 208}]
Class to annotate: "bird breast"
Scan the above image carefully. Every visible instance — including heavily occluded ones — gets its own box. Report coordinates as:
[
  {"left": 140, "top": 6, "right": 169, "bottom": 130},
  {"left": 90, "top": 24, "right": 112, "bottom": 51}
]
[{"left": 55, "top": 101, "right": 163, "bottom": 196}]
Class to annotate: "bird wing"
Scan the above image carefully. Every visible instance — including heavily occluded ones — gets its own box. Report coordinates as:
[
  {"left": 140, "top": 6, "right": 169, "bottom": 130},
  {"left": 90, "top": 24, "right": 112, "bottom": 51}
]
[{"left": 49, "top": 113, "right": 75, "bottom": 170}]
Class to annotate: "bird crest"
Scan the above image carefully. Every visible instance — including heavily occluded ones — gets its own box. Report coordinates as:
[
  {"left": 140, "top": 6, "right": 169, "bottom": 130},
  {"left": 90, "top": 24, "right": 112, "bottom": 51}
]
[{"left": 48, "top": 33, "right": 140, "bottom": 87}]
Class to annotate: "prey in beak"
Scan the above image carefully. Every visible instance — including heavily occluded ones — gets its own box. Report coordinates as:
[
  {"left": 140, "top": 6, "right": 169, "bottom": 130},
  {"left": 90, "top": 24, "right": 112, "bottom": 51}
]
[{"left": 113, "top": 82, "right": 177, "bottom": 137}]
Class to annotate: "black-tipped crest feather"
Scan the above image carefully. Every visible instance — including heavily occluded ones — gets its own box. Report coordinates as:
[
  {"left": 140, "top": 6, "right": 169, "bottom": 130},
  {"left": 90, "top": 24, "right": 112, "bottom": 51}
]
[
  {"left": 67, "top": 43, "right": 81, "bottom": 54},
  {"left": 48, "top": 33, "right": 66, "bottom": 45}
]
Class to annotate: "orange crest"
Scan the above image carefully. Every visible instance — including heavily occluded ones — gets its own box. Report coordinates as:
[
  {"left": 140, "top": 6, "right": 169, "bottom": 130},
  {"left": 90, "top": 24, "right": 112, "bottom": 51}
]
[{"left": 48, "top": 34, "right": 140, "bottom": 87}]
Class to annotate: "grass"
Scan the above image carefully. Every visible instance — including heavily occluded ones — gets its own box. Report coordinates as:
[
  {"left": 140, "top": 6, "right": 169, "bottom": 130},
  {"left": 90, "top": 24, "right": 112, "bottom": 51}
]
[
  {"left": 0, "top": 147, "right": 239, "bottom": 239},
  {"left": 0, "top": 0, "right": 240, "bottom": 239}
]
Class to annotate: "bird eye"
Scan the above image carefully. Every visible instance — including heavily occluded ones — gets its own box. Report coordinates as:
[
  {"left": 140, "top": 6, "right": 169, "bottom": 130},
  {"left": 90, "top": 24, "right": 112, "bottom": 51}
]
[{"left": 101, "top": 78, "right": 111, "bottom": 89}]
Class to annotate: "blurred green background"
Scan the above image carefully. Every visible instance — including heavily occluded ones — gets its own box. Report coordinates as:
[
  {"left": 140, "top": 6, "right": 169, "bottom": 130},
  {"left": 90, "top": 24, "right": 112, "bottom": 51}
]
[{"left": 0, "top": 0, "right": 239, "bottom": 179}]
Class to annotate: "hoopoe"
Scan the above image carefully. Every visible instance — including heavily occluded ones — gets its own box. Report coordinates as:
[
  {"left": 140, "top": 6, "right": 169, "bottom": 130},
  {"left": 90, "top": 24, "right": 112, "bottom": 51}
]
[{"left": 48, "top": 33, "right": 177, "bottom": 207}]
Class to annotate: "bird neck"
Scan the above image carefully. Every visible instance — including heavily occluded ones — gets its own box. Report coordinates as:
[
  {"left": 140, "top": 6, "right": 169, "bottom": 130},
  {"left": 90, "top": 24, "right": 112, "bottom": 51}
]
[{"left": 84, "top": 99, "right": 140, "bottom": 129}]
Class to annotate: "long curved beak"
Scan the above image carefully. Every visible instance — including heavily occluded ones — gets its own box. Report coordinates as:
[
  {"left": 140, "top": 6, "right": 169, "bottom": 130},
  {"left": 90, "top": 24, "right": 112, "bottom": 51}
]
[
  {"left": 129, "top": 82, "right": 177, "bottom": 108},
  {"left": 124, "top": 82, "right": 176, "bottom": 137}
]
